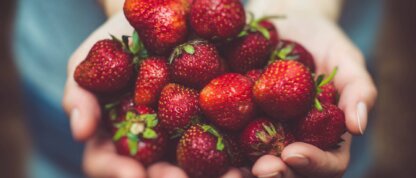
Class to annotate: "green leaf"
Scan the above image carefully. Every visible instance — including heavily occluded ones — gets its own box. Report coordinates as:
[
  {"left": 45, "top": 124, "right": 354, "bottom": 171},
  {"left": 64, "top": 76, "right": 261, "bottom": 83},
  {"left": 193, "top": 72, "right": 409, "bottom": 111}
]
[
  {"left": 237, "top": 30, "right": 249, "bottom": 38},
  {"left": 319, "top": 67, "right": 338, "bottom": 87},
  {"left": 257, "top": 26, "right": 270, "bottom": 40},
  {"left": 277, "top": 44, "right": 294, "bottom": 59},
  {"left": 216, "top": 137, "right": 225, "bottom": 151},
  {"left": 125, "top": 111, "right": 136, "bottom": 120},
  {"left": 145, "top": 114, "right": 158, "bottom": 128},
  {"left": 142, "top": 128, "right": 158, "bottom": 139},
  {"left": 263, "top": 123, "right": 277, "bottom": 136},
  {"left": 316, "top": 74, "right": 325, "bottom": 87},
  {"left": 130, "top": 31, "right": 141, "bottom": 55},
  {"left": 314, "top": 98, "right": 323, "bottom": 112},
  {"left": 127, "top": 137, "right": 139, "bottom": 155},
  {"left": 113, "top": 127, "right": 127, "bottom": 141},
  {"left": 183, "top": 44, "right": 195, "bottom": 55},
  {"left": 109, "top": 109, "right": 118, "bottom": 121}
]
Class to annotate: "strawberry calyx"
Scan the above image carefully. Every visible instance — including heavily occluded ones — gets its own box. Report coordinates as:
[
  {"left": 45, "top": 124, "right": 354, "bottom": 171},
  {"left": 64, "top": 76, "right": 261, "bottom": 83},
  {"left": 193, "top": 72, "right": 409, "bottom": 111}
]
[
  {"left": 314, "top": 67, "right": 338, "bottom": 111},
  {"left": 201, "top": 124, "right": 225, "bottom": 151},
  {"left": 237, "top": 13, "right": 284, "bottom": 40},
  {"left": 112, "top": 110, "right": 159, "bottom": 155},
  {"left": 251, "top": 123, "right": 286, "bottom": 157},
  {"left": 268, "top": 41, "right": 299, "bottom": 64},
  {"left": 168, "top": 40, "right": 207, "bottom": 63}
]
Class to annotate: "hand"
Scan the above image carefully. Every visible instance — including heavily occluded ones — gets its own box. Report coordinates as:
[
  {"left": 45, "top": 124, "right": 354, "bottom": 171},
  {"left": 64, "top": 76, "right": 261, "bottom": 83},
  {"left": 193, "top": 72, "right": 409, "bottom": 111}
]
[
  {"left": 247, "top": 4, "right": 378, "bottom": 178},
  {"left": 62, "top": 12, "right": 250, "bottom": 178}
]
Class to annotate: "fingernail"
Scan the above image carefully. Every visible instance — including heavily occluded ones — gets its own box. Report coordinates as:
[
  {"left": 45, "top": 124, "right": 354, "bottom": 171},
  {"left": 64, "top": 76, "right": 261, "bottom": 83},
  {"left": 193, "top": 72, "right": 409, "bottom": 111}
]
[
  {"left": 284, "top": 154, "right": 309, "bottom": 167},
  {"left": 356, "top": 102, "right": 367, "bottom": 135},
  {"left": 259, "top": 172, "right": 281, "bottom": 178},
  {"left": 70, "top": 108, "right": 80, "bottom": 135}
]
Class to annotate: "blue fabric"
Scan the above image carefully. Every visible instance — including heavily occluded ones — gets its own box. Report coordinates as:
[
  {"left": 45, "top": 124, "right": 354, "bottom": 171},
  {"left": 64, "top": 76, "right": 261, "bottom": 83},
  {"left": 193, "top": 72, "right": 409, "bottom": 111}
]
[
  {"left": 13, "top": 0, "right": 106, "bottom": 177},
  {"left": 13, "top": 0, "right": 381, "bottom": 177}
]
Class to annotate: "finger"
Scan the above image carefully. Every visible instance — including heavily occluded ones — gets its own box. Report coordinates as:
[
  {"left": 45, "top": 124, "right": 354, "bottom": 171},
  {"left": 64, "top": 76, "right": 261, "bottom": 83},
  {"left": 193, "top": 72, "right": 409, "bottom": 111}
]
[
  {"left": 281, "top": 134, "right": 352, "bottom": 178},
  {"left": 83, "top": 134, "right": 146, "bottom": 178},
  {"left": 327, "top": 47, "right": 378, "bottom": 135},
  {"left": 62, "top": 78, "right": 100, "bottom": 141},
  {"left": 148, "top": 162, "right": 188, "bottom": 178},
  {"left": 252, "top": 155, "right": 297, "bottom": 178},
  {"left": 221, "top": 168, "right": 244, "bottom": 178}
]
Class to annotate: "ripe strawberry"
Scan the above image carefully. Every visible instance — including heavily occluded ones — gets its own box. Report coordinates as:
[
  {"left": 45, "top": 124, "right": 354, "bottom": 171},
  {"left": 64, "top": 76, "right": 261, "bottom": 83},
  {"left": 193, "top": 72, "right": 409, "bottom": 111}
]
[
  {"left": 169, "top": 40, "right": 224, "bottom": 89},
  {"left": 177, "top": 124, "right": 230, "bottom": 178},
  {"left": 113, "top": 110, "right": 167, "bottom": 166},
  {"left": 190, "top": 0, "right": 246, "bottom": 40},
  {"left": 158, "top": 83, "right": 200, "bottom": 135},
  {"left": 200, "top": 73, "right": 255, "bottom": 131},
  {"left": 124, "top": 0, "right": 190, "bottom": 55},
  {"left": 245, "top": 69, "right": 263, "bottom": 82},
  {"left": 74, "top": 39, "right": 134, "bottom": 93},
  {"left": 253, "top": 60, "right": 315, "bottom": 121},
  {"left": 224, "top": 19, "right": 279, "bottom": 73},
  {"left": 240, "top": 118, "right": 294, "bottom": 161},
  {"left": 318, "top": 82, "right": 338, "bottom": 104},
  {"left": 104, "top": 96, "right": 156, "bottom": 133},
  {"left": 270, "top": 39, "right": 316, "bottom": 72},
  {"left": 292, "top": 103, "right": 346, "bottom": 150},
  {"left": 134, "top": 57, "right": 170, "bottom": 106},
  {"left": 315, "top": 68, "right": 339, "bottom": 105}
]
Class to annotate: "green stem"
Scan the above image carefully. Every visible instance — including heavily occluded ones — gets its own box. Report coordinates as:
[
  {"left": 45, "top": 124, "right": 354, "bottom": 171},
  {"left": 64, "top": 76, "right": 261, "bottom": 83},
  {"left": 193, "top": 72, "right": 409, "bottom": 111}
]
[{"left": 319, "top": 67, "right": 338, "bottom": 87}]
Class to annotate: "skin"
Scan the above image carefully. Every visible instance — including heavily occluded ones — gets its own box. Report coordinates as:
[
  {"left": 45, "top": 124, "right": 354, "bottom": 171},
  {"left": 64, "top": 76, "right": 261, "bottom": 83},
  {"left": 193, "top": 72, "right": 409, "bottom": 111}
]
[{"left": 63, "top": 0, "right": 377, "bottom": 177}]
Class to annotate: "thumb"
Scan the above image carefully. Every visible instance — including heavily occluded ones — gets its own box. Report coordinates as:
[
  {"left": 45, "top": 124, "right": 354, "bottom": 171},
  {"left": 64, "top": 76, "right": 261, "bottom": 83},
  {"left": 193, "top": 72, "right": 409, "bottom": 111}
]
[{"left": 62, "top": 78, "right": 101, "bottom": 141}]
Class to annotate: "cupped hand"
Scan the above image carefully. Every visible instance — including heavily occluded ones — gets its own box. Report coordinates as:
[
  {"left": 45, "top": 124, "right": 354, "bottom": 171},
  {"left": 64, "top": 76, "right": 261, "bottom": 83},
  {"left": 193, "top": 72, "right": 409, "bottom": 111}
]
[
  {"left": 62, "top": 12, "right": 248, "bottom": 178},
  {"left": 246, "top": 3, "right": 377, "bottom": 178}
]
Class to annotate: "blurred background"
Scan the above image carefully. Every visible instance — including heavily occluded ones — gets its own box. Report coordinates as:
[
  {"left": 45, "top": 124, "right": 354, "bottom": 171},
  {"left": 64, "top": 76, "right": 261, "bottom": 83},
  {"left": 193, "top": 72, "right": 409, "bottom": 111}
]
[{"left": 1, "top": 0, "right": 416, "bottom": 178}]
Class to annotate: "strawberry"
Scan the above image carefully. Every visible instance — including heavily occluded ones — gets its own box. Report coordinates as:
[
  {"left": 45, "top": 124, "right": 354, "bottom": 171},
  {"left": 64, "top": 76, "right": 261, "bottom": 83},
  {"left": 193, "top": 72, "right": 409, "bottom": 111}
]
[
  {"left": 292, "top": 103, "right": 346, "bottom": 150},
  {"left": 240, "top": 118, "right": 294, "bottom": 161},
  {"left": 158, "top": 83, "right": 200, "bottom": 135},
  {"left": 200, "top": 73, "right": 255, "bottom": 131},
  {"left": 253, "top": 60, "right": 315, "bottom": 122},
  {"left": 112, "top": 110, "right": 167, "bottom": 166},
  {"left": 190, "top": 0, "right": 246, "bottom": 40},
  {"left": 224, "top": 19, "right": 279, "bottom": 73},
  {"left": 74, "top": 39, "right": 134, "bottom": 93},
  {"left": 169, "top": 40, "right": 224, "bottom": 89},
  {"left": 270, "top": 39, "right": 316, "bottom": 72},
  {"left": 177, "top": 124, "right": 230, "bottom": 178},
  {"left": 318, "top": 82, "right": 338, "bottom": 105},
  {"left": 245, "top": 69, "right": 263, "bottom": 82},
  {"left": 104, "top": 96, "right": 155, "bottom": 134},
  {"left": 124, "top": 0, "right": 190, "bottom": 55},
  {"left": 134, "top": 57, "right": 170, "bottom": 106},
  {"left": 315, "top": 68, "right": 339, "bottom": 105}
]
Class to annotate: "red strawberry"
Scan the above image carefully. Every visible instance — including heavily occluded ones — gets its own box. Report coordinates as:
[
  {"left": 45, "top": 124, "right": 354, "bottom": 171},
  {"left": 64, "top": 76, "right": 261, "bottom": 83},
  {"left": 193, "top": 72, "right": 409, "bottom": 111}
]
[
  {"left": 158, "top": 83, "right": 200, "bottom": 135},
  {"left": 224, "top": 19, "right": 279, "bottom": 73},
  {"left": 169, "top": 40, "right": 224, "bottom": 89},
  {"left": 74, "top": 39, "right": 134, "bottom": 93},
  {"left": 124, "top": 0, "right": 190, "bottom": 55},
  {"left": 113, "top": 110, "right": 167, "bottom": 166},
  {"left": 253, "top": 60, "right": 315, "bottom": 121},
  {"left": 270, "top": 39, "right": 316, "bottom": 72},
  {"left": 292, "top": 103, "right": 346, "bottom": 150},
  {"left": 318, "top": 82, "right": 338, "bottom": 104},
  {"left": 245, "top": 69, "right": 263, "bottom": 82},
  {"left": 200, "top": 73, "right": 255, "bottom": 131},
  {"left": 190, "top": 0, "right": 246, "bottom": 40},
  {"left": 104, "top": 96, "right": 156, "bottom": 134},
  {"left": 315, "top": 68, "right": 339, "bottom": 105},
  {"left": 177, "top": 124, "right": 230, "bottom": 178},
  {"left": 240, "top": 118, "right": 294, "bottom": 161},
  {"left": 134, "top": 57, "right": 170, "bottom": 106}
]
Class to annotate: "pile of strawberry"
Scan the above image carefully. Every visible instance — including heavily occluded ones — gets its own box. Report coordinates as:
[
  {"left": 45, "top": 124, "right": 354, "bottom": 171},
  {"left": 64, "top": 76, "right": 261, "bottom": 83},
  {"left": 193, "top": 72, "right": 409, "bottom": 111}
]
[{"left": 74, "top": 0, "right": 346, "bottom": 177}]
